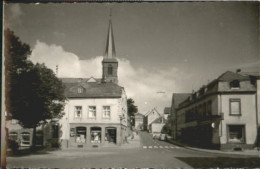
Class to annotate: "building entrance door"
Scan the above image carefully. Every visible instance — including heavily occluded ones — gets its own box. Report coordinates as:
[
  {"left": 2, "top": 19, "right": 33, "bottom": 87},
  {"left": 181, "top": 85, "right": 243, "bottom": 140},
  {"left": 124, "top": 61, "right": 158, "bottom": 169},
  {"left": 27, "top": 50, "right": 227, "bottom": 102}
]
[{"left": 105, "top": 127, "right": 117, "bottom": 144}]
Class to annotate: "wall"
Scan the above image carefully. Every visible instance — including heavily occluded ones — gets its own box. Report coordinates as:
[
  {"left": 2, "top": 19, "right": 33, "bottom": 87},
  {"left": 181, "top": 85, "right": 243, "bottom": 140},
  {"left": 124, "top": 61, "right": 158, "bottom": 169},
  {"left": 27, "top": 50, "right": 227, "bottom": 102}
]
[
  {"left": 59, "top": 95, "right": 127, "bottom": 142},
  {"left": 219, "top": 94, "right": 257, "bottom": 145}
]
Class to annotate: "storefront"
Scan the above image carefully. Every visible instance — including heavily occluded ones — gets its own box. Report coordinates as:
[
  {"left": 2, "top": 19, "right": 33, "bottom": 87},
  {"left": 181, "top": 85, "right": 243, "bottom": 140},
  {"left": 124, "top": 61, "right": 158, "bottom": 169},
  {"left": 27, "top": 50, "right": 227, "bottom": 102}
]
[{"left": 67, "top": 123, "right": 124, "bottom": 148}]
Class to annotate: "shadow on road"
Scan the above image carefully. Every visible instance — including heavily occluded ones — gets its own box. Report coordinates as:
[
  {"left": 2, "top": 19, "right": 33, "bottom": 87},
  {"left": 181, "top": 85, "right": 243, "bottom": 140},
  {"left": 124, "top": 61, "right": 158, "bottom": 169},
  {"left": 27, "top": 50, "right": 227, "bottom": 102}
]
[
  {"left": 176, "top": 157, "right": 260, "bottom": 168},
  {"left": 7, "top": 147, "right": 59, "bottom": 157}
]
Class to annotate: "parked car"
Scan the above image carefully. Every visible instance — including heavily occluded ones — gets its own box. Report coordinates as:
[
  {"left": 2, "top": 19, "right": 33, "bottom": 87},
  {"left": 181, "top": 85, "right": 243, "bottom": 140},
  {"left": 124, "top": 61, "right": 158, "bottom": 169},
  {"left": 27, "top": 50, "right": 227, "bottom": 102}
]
[
  {"left": 159, "top": 133, "right": 166, "bottom": 141},
  {"left": 152, "top": 132, "right": 160, "bottom": 139}
]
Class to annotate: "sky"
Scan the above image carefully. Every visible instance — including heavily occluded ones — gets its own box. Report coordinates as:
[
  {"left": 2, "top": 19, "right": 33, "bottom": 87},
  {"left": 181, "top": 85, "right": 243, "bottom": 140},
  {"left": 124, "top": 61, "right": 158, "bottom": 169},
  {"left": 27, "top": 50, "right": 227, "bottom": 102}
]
[{"left": 4, "top": 2, "right": 259, "bottom": 114}]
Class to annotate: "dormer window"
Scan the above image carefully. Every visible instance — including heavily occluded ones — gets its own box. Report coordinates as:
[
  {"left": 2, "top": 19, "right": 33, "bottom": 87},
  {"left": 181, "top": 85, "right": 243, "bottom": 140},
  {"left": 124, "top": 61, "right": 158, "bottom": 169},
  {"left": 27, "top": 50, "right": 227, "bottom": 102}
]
[
  {"left": 230, "top": 80, "right": 240, "bottom": 88},
  {"left": 78, "top": 87, "right": 83, "bottom": 93}
]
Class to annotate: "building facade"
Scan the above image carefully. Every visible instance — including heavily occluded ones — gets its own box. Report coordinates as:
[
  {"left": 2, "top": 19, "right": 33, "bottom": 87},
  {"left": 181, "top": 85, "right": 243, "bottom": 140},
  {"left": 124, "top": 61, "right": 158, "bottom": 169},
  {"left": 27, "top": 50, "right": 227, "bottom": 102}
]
[
  {"left": 134, "top": 113, "right": 144, "bottom": 130},
  {"left": 175, "top": 71, "right": 259, "bottom": 150},
  {"left": 58, "top": 19, "right": 128, "bottom": 148},
  {"left": 144, "top": 108, "right": 161, "bottom": 132}
]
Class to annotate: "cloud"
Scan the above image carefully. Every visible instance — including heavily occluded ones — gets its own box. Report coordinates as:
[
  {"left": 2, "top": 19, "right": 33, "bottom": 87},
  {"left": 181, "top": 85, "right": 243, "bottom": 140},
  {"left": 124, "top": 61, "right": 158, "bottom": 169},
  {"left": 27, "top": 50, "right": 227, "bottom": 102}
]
[
  {"left": 4, "top": 4, "right": 23, "bottom": 28},
  {"left": 30, "top": 41, "right": 187, "bottom": 114}
]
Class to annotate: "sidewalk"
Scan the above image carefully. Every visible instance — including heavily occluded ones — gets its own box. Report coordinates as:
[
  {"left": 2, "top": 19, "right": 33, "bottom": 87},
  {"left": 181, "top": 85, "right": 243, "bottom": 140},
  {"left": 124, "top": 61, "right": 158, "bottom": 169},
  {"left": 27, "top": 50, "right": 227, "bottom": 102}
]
[
  {"left": 168, "top": 139, "right": 260, "bottom": 156},
  {"left": 120, "top": 133, "right": 141, "bottom": 149}
]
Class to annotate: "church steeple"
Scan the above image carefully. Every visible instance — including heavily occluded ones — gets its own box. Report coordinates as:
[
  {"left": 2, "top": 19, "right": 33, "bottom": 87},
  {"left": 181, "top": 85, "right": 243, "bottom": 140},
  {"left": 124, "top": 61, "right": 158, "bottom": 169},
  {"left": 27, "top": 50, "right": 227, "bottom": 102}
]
[
  {"left": 102, "top": 13, "right": 118, "bottom": 84},
  {"left": 105, "top": 19, "right": 116, "bottom": 58}
]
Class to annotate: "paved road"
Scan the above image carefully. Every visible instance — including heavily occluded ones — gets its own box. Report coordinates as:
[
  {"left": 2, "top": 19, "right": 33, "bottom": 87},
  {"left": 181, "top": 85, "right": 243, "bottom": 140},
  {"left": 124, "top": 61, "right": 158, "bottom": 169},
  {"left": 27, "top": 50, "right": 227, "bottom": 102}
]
[{"left": 6, "top": 131, "right": 255, "bottom": 168}]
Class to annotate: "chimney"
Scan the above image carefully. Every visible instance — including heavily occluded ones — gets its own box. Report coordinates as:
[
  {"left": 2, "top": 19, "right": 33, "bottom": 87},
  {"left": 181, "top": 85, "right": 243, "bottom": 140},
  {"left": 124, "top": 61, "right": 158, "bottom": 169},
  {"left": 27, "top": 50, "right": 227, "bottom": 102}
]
[{"left": 236, "top": 69, "right": 241, "bottom": 73}]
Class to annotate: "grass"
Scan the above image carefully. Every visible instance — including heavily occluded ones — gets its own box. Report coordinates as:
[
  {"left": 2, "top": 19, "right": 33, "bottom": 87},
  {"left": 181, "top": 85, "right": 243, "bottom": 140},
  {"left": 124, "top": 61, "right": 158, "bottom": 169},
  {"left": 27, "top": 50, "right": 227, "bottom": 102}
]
[{"left": 176, "top": 157, "right": 260, "bottom": 168}]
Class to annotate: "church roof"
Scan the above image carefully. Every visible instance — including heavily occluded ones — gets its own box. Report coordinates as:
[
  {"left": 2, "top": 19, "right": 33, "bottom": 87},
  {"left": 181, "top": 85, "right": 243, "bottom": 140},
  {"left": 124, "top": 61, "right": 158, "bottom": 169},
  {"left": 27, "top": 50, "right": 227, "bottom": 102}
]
[{"left": 60, "top": 78, "right": 123, "bottom": 98}]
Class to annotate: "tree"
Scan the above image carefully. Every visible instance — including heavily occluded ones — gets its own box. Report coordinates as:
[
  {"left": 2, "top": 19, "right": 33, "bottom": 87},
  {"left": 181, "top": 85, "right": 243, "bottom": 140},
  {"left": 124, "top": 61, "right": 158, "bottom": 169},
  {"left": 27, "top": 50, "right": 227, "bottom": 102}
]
[
  {"left": 127, "top": 98, "right": 138, "bottom": 127},
  {"left": 5, "top": 29, "right": 66, "bottom": 149}
]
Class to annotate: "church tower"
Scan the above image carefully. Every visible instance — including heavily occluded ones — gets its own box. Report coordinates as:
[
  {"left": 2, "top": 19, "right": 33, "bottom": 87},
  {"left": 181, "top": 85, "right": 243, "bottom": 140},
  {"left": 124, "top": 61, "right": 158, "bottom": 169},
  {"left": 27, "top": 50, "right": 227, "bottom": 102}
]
[{"left": 102, "top": 18, "right": 118, "bottom": 84}]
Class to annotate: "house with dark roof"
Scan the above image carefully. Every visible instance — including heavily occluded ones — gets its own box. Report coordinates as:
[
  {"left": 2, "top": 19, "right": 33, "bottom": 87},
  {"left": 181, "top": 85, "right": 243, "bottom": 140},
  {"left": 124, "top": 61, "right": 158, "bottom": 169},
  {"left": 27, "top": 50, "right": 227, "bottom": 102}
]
[
  {"left": 175, "top": 70, "right": 259, "bottom": 150},
  {"left": 167, "top": 93, "right": 191, "bottom": 139},
  {"left": 58, "top": 19, "right": 128, "bottom": 148}
]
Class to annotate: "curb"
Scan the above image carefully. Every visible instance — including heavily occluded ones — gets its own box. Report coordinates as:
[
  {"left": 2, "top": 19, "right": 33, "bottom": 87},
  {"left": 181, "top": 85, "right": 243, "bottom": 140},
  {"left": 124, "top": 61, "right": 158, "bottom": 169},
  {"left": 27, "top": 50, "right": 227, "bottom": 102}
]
[{"left": 167, "top": 140, "right": 259, "bottom": 157}]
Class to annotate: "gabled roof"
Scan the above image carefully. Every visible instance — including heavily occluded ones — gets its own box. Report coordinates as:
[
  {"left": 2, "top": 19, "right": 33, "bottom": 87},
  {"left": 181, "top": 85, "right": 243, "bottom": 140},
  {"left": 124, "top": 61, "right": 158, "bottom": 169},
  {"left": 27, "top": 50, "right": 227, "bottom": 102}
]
[
  {"left": 172, "top": 93, "right": 191, "bottom": 109},
  {"left": 61, "top": 78, "right": 123, "bottom": 98},
  {"left": 60, "top": 78, "right": 101, "bottom": 83},
  {"left": 134, "top": 112, "right": 144, "bottom": 117},
  {"left": 164, "top": 107, "right": 171, "bottom": 114},
  {"left": 151, "top": 116, "right": 166, "bottom": 124},
  {"left": 217, "top": 71, "right": 250, "bottom": 82},
  {"left": 145, "top": 108, "right": 160, "bottom": 117}
]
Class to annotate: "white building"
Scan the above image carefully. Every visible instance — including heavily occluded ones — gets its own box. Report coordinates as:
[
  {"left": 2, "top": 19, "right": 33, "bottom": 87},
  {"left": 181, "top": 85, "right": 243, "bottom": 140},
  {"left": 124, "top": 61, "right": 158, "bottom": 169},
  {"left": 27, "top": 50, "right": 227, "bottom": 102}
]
[{"left": 59, "top": 19, "right": 128, "bottom": 148}]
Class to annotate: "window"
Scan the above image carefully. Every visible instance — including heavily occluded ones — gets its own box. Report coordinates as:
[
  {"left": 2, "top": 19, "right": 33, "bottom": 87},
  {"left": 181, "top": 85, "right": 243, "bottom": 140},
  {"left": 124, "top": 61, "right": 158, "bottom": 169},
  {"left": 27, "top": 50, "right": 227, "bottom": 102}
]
[
  {"left": 52, "top": 124, "right": 59, "bottom": 138},
  {"left": 88, "top": 106, "right": 96, "bottom": 118},
  {"left": 9, "top": 132, "right": 18, "bottom": 141},
  {"left": 103, "top": 106, "right": 111, "bottom": 118},
  {"left": 75, "top": 106, "right": 82, "bottom": 118},
  {"left": 91, "top": 127, "right": 101, "bottom": 143},
  {"left": 76, "top": 127, "right": 86, "bottom": 143},
  {"left": 230, "top": 80, "right": 240, "bottom": 88},
  {"left": 207, "top": 101, "right": 212, "bottom": 116},
  {"left": 228, "top": 125, "right": 245, "bottom": 143},
  {"left": 21, "top": 132, "right": 30, "bottom": 145},
  {"left": 78, "top": 87, "right": 83, "bottom": 93},
  {"left": 230, "top": 99, "right": 241, "bottom": 115},
  {"left": 108, "top": 65, "right": 113, "bottom": 75}
]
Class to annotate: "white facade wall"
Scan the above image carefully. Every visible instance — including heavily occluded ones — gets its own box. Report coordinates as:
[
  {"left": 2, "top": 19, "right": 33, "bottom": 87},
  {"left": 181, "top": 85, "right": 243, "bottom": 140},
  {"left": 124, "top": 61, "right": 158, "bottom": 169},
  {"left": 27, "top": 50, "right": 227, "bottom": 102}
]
[
  {"left": 218, "top": 94, "right": 257, "bottom": 145},
  {"left": 59, "top": 96, "right": 127, "bottom": 141}
]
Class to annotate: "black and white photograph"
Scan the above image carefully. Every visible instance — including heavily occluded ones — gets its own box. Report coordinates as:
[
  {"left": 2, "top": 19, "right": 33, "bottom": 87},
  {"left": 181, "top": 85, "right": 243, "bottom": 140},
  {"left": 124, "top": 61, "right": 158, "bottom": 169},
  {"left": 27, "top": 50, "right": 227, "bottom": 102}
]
[{"left": 2, "top": 1, "right": 260, "bottom": 168}]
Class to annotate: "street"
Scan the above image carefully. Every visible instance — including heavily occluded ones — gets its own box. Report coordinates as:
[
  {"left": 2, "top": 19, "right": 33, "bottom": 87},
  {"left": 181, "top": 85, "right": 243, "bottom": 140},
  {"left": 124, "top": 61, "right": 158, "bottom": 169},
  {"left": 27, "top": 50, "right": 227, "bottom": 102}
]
[{"left": 6, "top": 131, "right": 260, "bottom": 168}]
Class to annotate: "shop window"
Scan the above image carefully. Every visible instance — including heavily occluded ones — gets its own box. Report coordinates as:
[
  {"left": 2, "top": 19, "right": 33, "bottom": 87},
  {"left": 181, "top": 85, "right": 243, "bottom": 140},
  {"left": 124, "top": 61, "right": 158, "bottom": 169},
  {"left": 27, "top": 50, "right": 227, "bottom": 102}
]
[
  {"left": 228, "top": 125, "right": 245, "bottom": 143},
  {"left": 230, "top": 99, "right": 241, "bottom": 115},
  {"left": 9, "top": 132, "right": 18, "bottom": 141},
  {"left": 21, "top": 132, "right": 30, "bottom": 145},
  {"left": 103, "top": 106, "right": 111, "bottom": 118},
  {"left": 75, "top": 106, "right": 82, "bottom": 118},
  {"left": 91, "top": 127, "right": 101, "bottom": 143},
  {"left": 76, "top": 127, "right": 86, "bottom": 143},
  {"left": 105, "top": 127, "right": 117, "bottom": 144},
  {"left": 108, "top": 65, "right": 113, "bottom": 75},
  {"left": 88, "top": 106, "right": 96, "bottom": 118}
]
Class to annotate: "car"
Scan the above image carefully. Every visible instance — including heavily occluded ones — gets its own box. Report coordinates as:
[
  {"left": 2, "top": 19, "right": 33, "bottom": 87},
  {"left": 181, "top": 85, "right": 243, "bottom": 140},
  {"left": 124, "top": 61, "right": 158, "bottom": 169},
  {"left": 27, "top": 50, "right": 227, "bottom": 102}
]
[
  {"left": 159, "top": 133, "right": 166, "bottom": 141},
  {"left": 152, "top": 132, "right": 160, "bottom": 139}
]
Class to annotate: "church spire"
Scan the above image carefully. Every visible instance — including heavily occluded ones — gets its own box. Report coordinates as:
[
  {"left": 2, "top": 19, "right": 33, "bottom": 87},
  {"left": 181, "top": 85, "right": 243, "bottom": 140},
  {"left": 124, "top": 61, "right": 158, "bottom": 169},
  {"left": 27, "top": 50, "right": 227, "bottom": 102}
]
[
  {"left": 102, "top": 10, "right": 118, "bottom": 84},
  {"left": 105, "top": 10, "right": 116, "bottom": 58}
]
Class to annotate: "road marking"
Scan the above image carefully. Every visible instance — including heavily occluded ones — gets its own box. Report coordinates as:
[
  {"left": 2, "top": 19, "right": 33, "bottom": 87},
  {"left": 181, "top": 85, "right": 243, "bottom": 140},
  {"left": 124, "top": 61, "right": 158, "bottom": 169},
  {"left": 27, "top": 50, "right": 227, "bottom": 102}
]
[
  {"left": 154, "top": 146, "right": 158, "bottom": 148},
  {"left": 143, "top": 146, "right": 147, "bottom": 148},
  {"left": 170, "top": 146, "right": 174, "bottom": 148},
  {"left": 148, "top": 146, "right": 153, "bottom": 148},
  {"left": 159, "top": 146, "right": 163, "bottom": 148},
  {"left": 165, "top": 146, "right": 169, "bottom": 148}
]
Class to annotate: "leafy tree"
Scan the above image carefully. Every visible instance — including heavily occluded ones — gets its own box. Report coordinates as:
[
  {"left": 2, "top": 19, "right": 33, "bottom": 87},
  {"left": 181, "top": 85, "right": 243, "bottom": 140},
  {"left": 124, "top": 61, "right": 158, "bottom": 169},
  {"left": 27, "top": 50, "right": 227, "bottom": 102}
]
[
  {"left": 127, "top": 98, "right": 138, "bottom": 127},
  {"left": 5, "top": 29, "right": 66, "bottom": 149}
]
